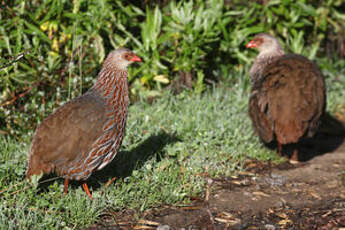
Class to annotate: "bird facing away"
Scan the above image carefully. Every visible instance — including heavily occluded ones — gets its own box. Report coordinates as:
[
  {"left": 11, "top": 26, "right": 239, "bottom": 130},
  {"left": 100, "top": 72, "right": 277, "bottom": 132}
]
[
  {"left": 26, "top": 48, "right": 142, "bottom": 198},
  {"left": 246, "top": 33, "right": 326, "bottom": 162}
]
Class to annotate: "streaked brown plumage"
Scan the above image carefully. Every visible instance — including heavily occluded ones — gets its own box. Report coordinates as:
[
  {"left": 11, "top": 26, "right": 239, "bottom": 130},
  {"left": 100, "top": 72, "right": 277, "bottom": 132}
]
[
  {"left": 246, "top": 33, "right": 326, "bottom": 162},
  {"left": 26, "top": 48, "right": 142, "bottom": 198}
]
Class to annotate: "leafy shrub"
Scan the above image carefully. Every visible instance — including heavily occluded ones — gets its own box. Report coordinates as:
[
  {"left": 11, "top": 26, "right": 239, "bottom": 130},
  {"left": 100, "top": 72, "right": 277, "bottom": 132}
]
[{"left": 0, "top": 0, "right": 344, "bottom": 135}]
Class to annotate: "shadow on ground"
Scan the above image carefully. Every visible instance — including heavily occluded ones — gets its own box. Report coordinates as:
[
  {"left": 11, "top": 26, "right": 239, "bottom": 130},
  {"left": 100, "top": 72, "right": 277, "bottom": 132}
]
[
  {"left": 264, "top": 112, "right": 345, "bottom": 162},
  {"left": 93, "top": 130, "right": 180, "bottom": 183},
  {"left": 299, "top": 112, "right": 345, "bottom": 161}
]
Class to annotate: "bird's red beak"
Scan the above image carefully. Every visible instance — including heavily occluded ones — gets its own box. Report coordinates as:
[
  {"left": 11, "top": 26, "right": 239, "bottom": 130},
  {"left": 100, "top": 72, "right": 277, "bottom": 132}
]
[
  {"left": 246, "top": 40, "right": 257, "bottom": 48},
  {"left": 131, "top": 55, "right": 142, "bottom": 62}
]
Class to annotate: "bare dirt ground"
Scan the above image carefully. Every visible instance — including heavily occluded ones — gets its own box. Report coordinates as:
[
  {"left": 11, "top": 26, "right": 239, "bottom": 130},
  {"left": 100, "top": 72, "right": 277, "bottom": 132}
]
[{"left": 86, "top": 113, "right": 345, "bottom": 230}]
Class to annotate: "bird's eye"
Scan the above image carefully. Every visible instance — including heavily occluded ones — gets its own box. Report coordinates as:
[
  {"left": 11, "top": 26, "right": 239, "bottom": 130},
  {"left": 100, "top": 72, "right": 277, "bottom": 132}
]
[{"left": 124, "top": 53, "right": 133, "bottom": 61}]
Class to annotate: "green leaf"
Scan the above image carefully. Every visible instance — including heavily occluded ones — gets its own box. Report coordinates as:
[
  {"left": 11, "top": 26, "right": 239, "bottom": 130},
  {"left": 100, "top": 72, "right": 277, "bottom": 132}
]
[{"left": 24, "top": 21, "right": 51, "bottom": 44}]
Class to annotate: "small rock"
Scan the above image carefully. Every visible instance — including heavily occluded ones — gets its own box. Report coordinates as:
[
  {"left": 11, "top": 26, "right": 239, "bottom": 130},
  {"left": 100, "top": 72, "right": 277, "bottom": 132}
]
[
  {"left": 265, "top": 224, "right": 276, "bottom": 230},
  {"left": 157, "top": 225, "right": 171, "bottom": 230},
  {"left": 243, "top": 191, "right": 251, "bottom": 197},
  {"left": 275, "top": 200, "right": 285, "bottom": 208},
  {"left": 264, "top": 173, "right": 286, "bottom": 186},
  {"left": 206, "top": 178, "right": 213, "bottom": 185}
]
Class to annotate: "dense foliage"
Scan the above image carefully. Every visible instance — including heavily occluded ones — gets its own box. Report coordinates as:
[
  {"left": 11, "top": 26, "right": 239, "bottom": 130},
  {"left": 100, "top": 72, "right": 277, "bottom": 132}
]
[{"left": 0, "top": 0, "right": 345, "bottom": 135}]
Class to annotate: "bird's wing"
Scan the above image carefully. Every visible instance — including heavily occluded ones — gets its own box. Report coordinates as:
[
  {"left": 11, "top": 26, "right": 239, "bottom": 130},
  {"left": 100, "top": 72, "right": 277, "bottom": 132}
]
[
  {"left": 29, "top": 91, "right": 107, "bottom": 175},
  {"left": 258, "top": 54, "right": 326, "bottom": 144},
  {"left": 249, "top": 87, "right": 274, "bottom": 143}
]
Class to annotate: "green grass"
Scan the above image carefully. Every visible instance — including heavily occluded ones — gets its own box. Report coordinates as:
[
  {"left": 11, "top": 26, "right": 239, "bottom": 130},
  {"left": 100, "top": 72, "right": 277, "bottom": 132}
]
[{"left": 0, "top": 70, "right": 344, "bottom": 228}]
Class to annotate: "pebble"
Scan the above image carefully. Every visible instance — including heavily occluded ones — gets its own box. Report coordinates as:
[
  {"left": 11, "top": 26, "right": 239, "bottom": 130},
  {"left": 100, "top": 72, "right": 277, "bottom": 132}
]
[
  {"left": 264, "top": 173, "right": 286, "bottom": 186},
  {"left": 157, "top": 225, "right": 171, "bottom": 230},
  {"left": 265, "top": 224, "right": 276, "bottom": 230}
]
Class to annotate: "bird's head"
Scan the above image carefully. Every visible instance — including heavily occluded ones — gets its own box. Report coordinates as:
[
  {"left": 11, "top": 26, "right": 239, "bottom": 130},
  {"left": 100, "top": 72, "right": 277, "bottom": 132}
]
[
  {"left": 105, "top": 48, "right": 142, "bottom": 70},
  {"left": 246, "top": 33, "right": 284, "bottom": 56}
]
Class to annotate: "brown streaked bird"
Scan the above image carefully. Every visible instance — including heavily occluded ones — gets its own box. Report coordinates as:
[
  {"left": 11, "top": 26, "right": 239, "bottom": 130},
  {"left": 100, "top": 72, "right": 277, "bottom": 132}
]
[
  {"left": 26, "top": 48, "right": 142, "bottom": 198},
  {"left": 246, "top": 33, "right": 326, "bottom": 162}
]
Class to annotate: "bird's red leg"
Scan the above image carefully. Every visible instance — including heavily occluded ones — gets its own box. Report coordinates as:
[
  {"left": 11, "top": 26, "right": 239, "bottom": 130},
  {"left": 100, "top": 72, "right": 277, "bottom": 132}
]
[
  {"left": 290, "top": 148, "right": 299, "bottom": 162},
  {"left": 82, "top": 182, "right": 93, "bottom": 199},
  {"left": 105, "top": 177, "right": 117, "bottom": 187},
  {"left": 277, "top": 142, "right": 283, "bottom": 157},
  {"left": 64, "top": 179, "right": 69, "bottom": 194}
]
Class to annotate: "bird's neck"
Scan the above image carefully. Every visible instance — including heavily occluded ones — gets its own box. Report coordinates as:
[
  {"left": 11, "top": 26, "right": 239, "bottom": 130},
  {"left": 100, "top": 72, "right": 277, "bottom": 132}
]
[
  {"left": 257, "top": 47, "right": 285, "bottom": 60},
  {"left": 250, "top": 48, "right": 285, "bottom": 82},
  {"left": 92, "top": 67, "right": 129, "bottom": 109}
]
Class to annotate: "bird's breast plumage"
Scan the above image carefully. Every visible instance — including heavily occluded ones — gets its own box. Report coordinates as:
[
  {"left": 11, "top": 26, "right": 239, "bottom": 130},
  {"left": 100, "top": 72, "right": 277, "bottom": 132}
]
[{"left": 65, "top": 69, "right": 129, "bottom": 180}]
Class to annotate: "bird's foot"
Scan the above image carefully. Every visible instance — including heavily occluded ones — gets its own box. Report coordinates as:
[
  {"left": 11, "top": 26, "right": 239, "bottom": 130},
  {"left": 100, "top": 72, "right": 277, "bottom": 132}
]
[{"left": 289, "top": 149, "right": 299, "bottom": 164}]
